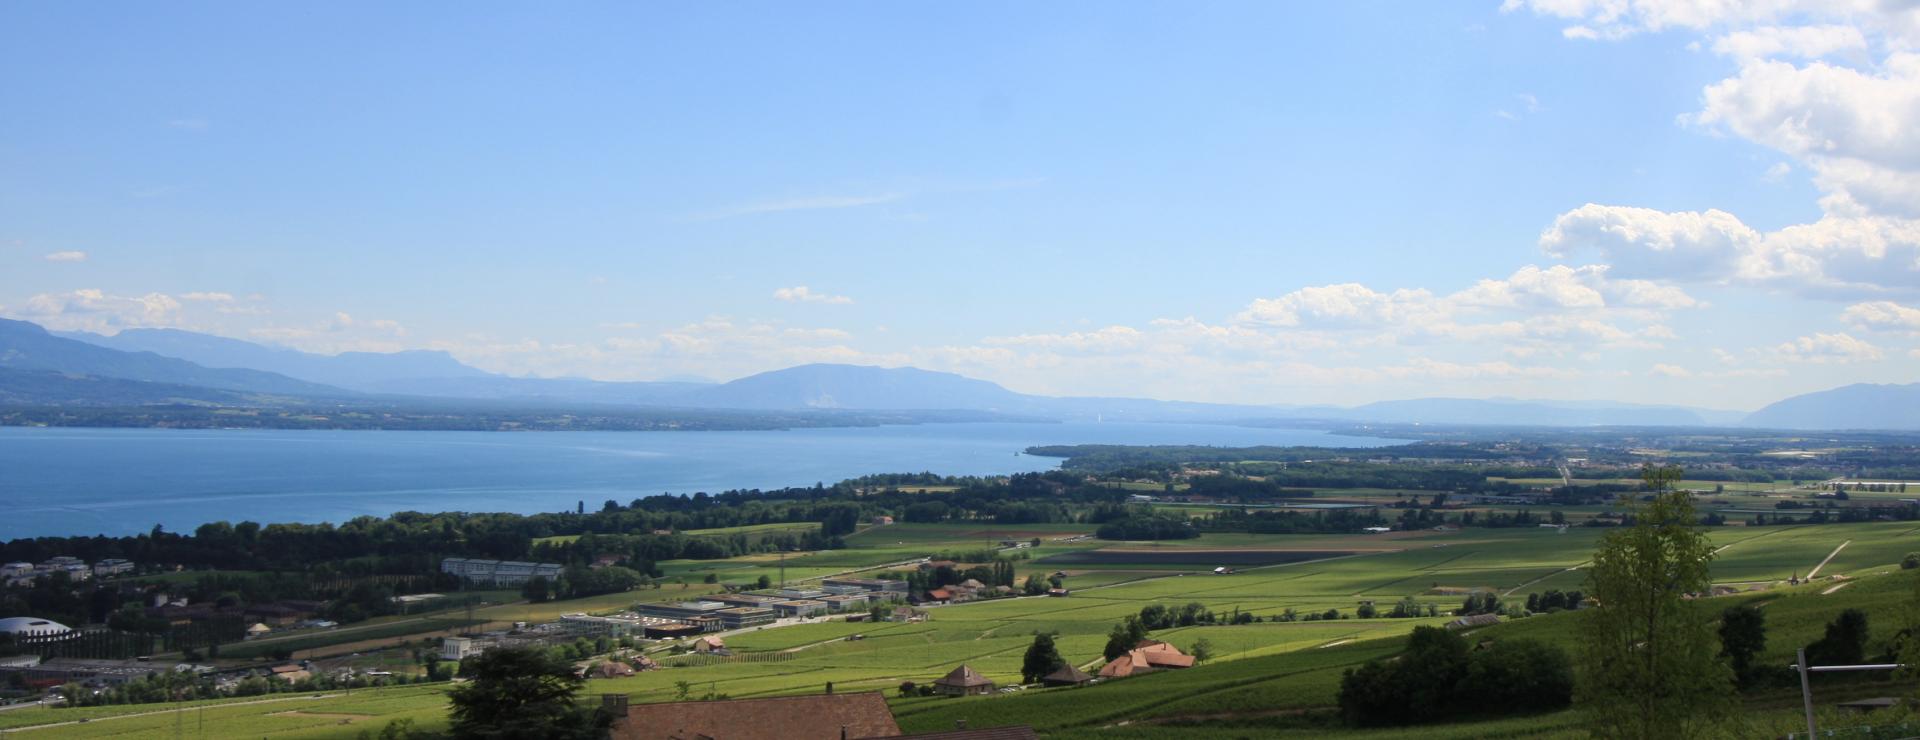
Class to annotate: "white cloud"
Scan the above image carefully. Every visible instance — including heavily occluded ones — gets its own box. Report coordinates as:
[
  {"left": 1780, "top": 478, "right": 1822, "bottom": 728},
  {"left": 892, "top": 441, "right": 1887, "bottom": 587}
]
[
  {"left": 1650, "top": 363, "right": 1694, "bottom": 377},
  {"left": 181, "top": 292, "right": 235, "bottom": 303},
  {"left": 772, "top": 286, "right": 854, "bottom": 305},
  {"left": 42, "top": 251, "right": 87, "bottom": 263},
  {"left": 16, "top": 288, "right": 180, "bottom": 332},
  {"left": 1237, "top": 283, "right": 1444, "bottom": 328},
  {"left": 1539, "top": 203, "right": 1920, "bottom": 293},
  {"left": 1693, "top": 53, "right": 1920, "bottom": 218},
  {"left": 771, "top": 284, "right": 856, "bottom": 303},
  {"left": 698, "top": 193, "right": 902, "bottom": 219},
  {"left": 1710, "top": 24, "right": 1867, "bottom": 60},
  {"left": 1842, "top": 300, "right": 1920, "bottom": 331},
  {"left": 1538, "top": 204, "right": 1763, "bottom": 280},
  {"left": 985, "top": 325, "right": 1145, "bottom": 353},
  {"left": 1773, "top": 331, "right": 1883, "bottom": 362}
]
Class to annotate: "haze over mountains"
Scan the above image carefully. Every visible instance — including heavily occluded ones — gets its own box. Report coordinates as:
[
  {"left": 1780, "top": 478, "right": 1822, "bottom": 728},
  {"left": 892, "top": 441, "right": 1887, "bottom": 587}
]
[{"left": 0, "top": 319, "right": 1908, "bottom": 430}]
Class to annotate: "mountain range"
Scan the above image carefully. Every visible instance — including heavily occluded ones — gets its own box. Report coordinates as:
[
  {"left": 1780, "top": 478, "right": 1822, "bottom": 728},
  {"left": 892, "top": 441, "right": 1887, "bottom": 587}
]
[{"left": 1, "top": 318, "right": 1911, "bottom": 430}]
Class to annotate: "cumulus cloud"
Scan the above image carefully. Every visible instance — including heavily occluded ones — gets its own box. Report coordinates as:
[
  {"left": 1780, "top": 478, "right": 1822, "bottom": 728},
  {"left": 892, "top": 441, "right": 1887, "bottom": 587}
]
[
  {"left": 1692, "top": 53, "right": 1920, "bottom": 218},
  {"left": 1773, "top": 331, "right": 1883, "bottom": 362},
  {"left": 15, "top": 289, "right": 180, "bottom": 332},
  {"left": 1842, "top": 300, "right": 1920, "bottom": 332},
  {"left": 1540, "top": 203, "right": 1920, "bottom": 293},
  {"left": 772, "top": 286, "right": 854, "bottom": 305},
  {"left": 1237, "top": 283, "right": 1443, "bottom": 328},
  {"left": 43, "top": 251, "right": 87, "bottom": 263},
  {"left": 1710, "top": 24, "right": 1867, "bottom": 60},
  {"left": 181, "top": 292, "right": 235, "bottom": 302}
]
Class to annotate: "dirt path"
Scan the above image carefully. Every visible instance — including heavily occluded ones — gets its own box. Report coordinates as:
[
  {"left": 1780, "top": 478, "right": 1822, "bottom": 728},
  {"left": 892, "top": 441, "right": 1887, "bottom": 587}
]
[
  {"left": 1821, "top": 581, "right": 1853, "bottom": 596},
  {"left": 1807, "top": 540, "right": 1852, "bottom": 579}
]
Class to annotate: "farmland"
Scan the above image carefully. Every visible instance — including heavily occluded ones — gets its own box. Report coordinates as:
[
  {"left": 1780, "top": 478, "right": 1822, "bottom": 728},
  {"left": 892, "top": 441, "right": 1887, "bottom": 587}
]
[{"left": 9, "top": 516, "right": 1919, "bottom": 737}]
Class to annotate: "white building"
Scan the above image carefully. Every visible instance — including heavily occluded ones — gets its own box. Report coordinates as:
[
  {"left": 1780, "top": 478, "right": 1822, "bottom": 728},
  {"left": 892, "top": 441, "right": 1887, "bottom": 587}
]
[
  {"left": 440, "top": 636, "right": 481, "bottom": 661},
  {"left": 440, "top": 558, "right": 563, "bottom": 586}
]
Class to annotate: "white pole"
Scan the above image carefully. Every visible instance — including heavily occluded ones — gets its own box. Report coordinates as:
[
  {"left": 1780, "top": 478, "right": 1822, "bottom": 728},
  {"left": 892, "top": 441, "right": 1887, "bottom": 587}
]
[{"left": 1796, "top": 647, "right": 1816, "bottom": 738}]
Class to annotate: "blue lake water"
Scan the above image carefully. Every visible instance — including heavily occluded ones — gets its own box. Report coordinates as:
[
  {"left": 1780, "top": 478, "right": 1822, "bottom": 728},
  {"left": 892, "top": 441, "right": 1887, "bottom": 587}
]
[{"left": 0, "top": 422, "right": 1407, "bottom": 539}]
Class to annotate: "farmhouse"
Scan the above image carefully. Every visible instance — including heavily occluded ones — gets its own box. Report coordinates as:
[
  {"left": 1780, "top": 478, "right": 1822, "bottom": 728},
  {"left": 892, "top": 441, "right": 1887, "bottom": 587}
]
[
  {"left": 933, "top": 664, "right": 995, "bottom": 696},
  {"left": 1041, "top": 664, "right": 1093, "bottom": 687},
  {"left": 608, "top": 691, "right": 901, "bottom": 740},
  {"left": 693, "top": 635, "right": 727, "bottom": 653},
  {"left": 1098, "top": 640, "right": 1195, "bottom": 678}
]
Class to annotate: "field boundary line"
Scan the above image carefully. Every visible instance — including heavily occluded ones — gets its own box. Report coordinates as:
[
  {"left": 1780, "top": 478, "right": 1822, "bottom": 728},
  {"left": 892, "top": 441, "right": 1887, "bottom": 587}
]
[{"left": 1807, "top": 539, "right": 1851, "bottom": 579}]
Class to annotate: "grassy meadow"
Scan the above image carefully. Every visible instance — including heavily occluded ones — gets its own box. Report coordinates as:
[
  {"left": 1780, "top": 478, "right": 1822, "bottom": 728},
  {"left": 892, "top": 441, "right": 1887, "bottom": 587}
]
[{"left": 8, "top": 518, "right": 1918, "bottom": 737}]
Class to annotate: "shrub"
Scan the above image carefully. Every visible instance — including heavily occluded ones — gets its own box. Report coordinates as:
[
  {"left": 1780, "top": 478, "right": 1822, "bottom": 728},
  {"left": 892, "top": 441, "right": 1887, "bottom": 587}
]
[{"left": 1338, "top": 626, "right": 1573, "bottom": 727}]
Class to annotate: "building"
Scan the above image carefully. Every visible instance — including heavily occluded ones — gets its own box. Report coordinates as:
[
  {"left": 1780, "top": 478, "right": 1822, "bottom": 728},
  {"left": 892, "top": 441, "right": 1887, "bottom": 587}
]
[
  {"left": 441, "top": 636, "right": 480, "bottom": 661},
  {"left": 1098, "top": 641, "right": 1195, "bottom": 679},
  {"left": 714, "top": 607, "right": 775, "bottom": 629},
  {"left": 1041, "top": 665, "right": 1093, "bottom": 688},
  {"left": 709, "top": 594, "right": 782, "bottom": 608},
  {"left": 268, "top": 664, "right": 310, "bottom": 684},
  {"left": 643, "top": 622, "right": 704, "bottom": 640},
  {"left": 693, "top": 635, "right": 726, "bottom": 653},
  {"left": 0, "top": 617, "right": 76, "bottom": 642},
  {"left": 774, "top": 600, "right": 827, "bottom": 618},
  {"left": 933, "top": 664, "right": 995, "bottom": 696},
  {"left": 821, "top": 577, "right": 908, "bottom": 596},
  {"left": 777, "top": 588, "right": 825, "bottom": 600},
  {"left": 91, "top": 558, "right": 134, "bottom": 577},
  {"left": 22, "top": 659, "right": 158, "bottom": 687},
  {"left": 439, "top": 558, "right": 563, "bottom": 586},
  {"left": 871, "top": 516, "right": 894, "bottom": 526},
  {"left": 821, "top": 594, "right": 870, "bottom": 611},
  {"left": 245, "top": 623, "right": 272, "bottom": 640},
  {"left": 1446, "top": 614, "right": 1501, "bottom": 630},
  {"left": 634, "top": 601, "right": 729, "bottom": 623},
  {"left": 609, "top": 692, "right": 901, "bottom": 740}
]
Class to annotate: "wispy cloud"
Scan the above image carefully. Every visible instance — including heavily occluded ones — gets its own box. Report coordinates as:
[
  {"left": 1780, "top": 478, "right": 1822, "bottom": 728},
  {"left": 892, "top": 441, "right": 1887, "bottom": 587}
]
[
  {"left": 43, "top": 251, "right": 87, "bottom": 263},
  {"left": 773, "top": 286, "right": 854, "bottom": 305},
  {"left": 695, "top": 192, "right": 903, "bottom": 220}
]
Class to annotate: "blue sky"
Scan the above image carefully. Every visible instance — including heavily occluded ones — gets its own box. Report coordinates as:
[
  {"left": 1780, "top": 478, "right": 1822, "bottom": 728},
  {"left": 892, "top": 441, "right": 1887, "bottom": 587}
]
[{"left": 3, "top": 2, "right": 1918, "bottom": 409}]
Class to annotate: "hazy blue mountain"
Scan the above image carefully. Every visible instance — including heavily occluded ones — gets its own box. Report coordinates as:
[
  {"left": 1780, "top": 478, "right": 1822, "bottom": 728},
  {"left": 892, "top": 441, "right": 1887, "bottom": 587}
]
[
  {"left": 0, "top": 366, "right": 269, "bottom": 406},
  {"left": 63, "top": 327, "right": 489, "bottom": 389},
  {"left": 0, "top": 319, "right": 347, "bottom": 396},
  {"left": 1308, "top": 397, "right": 1724, "bottom": 427},
  {"left": 682, "top": 364, "right": 1030, "bottom": 410},
  {"left": 1742, "top": 383, "right": 1920, "bottom": 430},
  {"left": 357, "top": 376, "right": 712, "bottom": 405}
]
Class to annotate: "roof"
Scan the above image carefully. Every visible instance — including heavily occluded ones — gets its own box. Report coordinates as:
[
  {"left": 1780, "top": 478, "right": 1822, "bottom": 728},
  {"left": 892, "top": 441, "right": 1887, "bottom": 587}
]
[
  {"left": 1041, "top": 665, "right": 1092, "bottom": 684},
  {"left": 935, "top": 664, "right": 993, "bottom": 688},
  {"left": 0, "top": 617, "right": 71, "bottom": 635},
  {"left": 612, "top": 691, "right": 901, "bottom": 740},
  {"left": 857, "top": 726, "right": 1039, "bottom": 740},
  {"left": 696, "top": 635, "right": 725, "bottom": 647},
  {"left": 1097, "top": 654, "right": 1141, "bottom": 678}
]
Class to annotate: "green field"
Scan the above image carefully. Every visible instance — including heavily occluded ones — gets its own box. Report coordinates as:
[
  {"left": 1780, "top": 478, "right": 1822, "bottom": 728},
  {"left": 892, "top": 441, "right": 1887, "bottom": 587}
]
[{"left": 12, "top": 519, "right": 1920, "bottom": 738}]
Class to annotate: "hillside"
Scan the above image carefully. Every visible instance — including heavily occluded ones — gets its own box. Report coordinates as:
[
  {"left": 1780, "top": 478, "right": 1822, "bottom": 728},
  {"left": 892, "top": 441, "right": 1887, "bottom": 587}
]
[
  {"left": 0, "top": 367, "right": 269, "bottom": 406},
  {"left": 1742, "top": 382, "right": 1920, "bottom": 430},
  {"left": 680, "top": 364, "right": 1031, "bottom": 410},
  {"left": 1323, "top": 397, "right": 1731, "bottom": 427},
  {"left": 0, "top": 319, "right": 348, "bottom": 397},
  {"left": 63, "top": 327, "right": 491, "bottom": 389}
]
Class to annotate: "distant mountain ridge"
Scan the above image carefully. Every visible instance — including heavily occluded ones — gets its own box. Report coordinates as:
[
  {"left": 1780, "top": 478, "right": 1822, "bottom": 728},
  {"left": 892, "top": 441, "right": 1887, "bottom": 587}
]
[
  {"left": 1742, "top": 383, "right": 1920, "bottom": 430},
  {"left": 0, "top": 319, "right": 346, "bottom": 397},
  {"left": 8, "top": 319, "right": 1910, "bottom": 430}
]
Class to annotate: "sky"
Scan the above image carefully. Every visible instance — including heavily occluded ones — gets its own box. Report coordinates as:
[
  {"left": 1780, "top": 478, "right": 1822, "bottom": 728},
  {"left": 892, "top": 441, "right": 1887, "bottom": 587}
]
[{"left": 3, "top": 2, "right": 1919, "bottom": 410}]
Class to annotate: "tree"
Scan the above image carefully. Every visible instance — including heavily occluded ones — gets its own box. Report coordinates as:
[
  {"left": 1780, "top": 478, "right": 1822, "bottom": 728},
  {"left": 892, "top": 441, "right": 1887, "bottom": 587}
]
[
  {"left": 1356, "top": 601, "right": 1378, "bottom": 619},
  {"left": 445, "top": 646, "right": 610, "bottom": 739},
  {"left": 898, "top": 681, "right": 917, "bottom": 697},
  {"left": 1903, "top": 552, "right": 1920, "bottom": 570},
  {"left": 755, "top": 575, "right": 771, "bottom": 589},
  {"left": 521, "top": 576, "right": 550, "bottom": 604},
  {"left": 1718, "top": 604, "right": 1767, "bottom": 689},
  {"left": 1190, "top": 637, "right": 1214, "bottom": 665},
  {"left": 1806, "top": 608, "right": 1869, "bottom": 666},
  {"left": 1021, "top": 632, "right": 1065, "bottom": 683},
  {"left": 1103, "top": 617, "right": 1148, "bottom": 660},
  {"left": 1580, "top": 465, "right": 1733, "bottom": 739}
]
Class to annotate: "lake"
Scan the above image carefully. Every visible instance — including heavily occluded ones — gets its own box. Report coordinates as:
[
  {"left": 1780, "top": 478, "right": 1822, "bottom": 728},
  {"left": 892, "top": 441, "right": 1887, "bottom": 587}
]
[{"left": 0, "top": 422, "right": 1407, "bottom": 539}]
